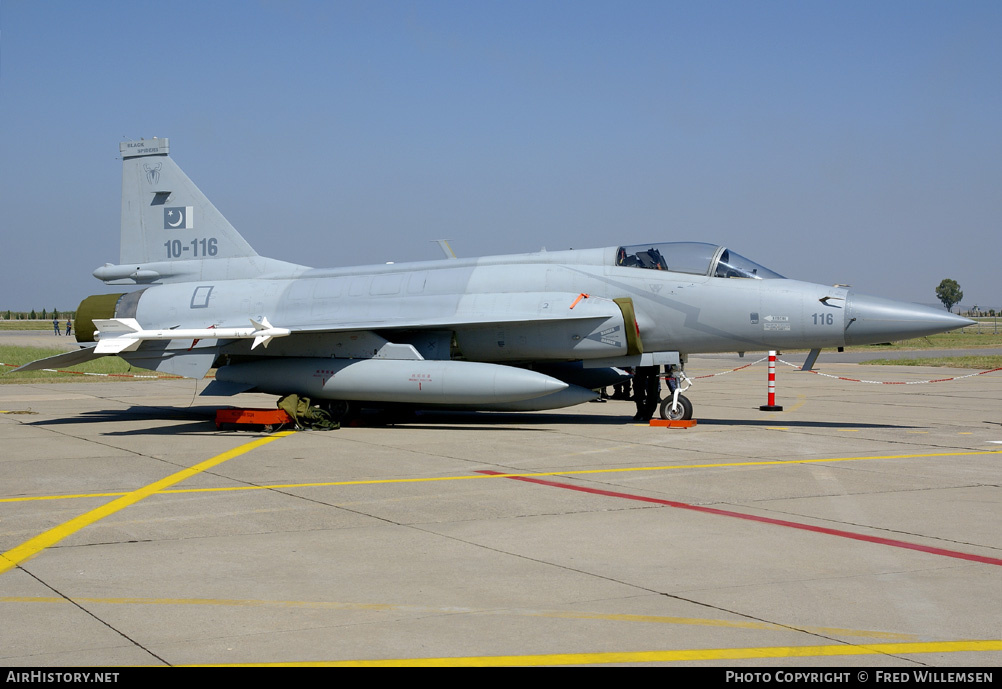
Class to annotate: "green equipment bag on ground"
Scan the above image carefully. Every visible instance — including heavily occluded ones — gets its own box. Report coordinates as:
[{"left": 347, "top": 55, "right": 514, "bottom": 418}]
[{"left": 277, "top": 394, "right": 340, "bottom": 431}]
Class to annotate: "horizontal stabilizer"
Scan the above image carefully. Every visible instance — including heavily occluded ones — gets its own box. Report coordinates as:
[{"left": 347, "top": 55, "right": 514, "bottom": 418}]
[{"left": 10, "top": 346, "right": 109, "bottom": 373}]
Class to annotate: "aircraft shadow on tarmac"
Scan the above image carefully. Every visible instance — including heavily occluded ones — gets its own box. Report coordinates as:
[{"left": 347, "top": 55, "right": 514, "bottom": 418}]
[
  {"left": 27, "top": 405, "right": 916, "bottom": 433},
  {"left": 393, "top": 411, "right": 915, "bottom": 430},
  {"left": 693, "top": 418, "right": 914, "bottom": 429},
  {"left": 28, "top": 406, "right": 220, "bottom": 436},
  {"left": 27, "top": 407, "right": 569, "bottom": 434}
]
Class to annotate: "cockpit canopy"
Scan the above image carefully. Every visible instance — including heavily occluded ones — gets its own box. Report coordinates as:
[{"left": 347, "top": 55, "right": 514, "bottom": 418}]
[{"left": 615, "top": 242, "right": 784, "bottom": 279}]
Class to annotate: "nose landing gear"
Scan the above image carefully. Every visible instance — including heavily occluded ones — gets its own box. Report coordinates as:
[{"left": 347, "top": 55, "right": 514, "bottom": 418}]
[{"left": 659, "top": 370, "right": 694, "bottom": 421}]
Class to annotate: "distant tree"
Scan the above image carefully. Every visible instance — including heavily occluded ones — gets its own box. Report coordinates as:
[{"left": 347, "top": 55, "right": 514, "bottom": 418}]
[
  {"left": 30, "top": 309, "right": 36, "bottom": 320},
  {"left": 935, "top": 279, "right": 963, "bottom": 313},
  {"left": 41, "top": 308, "right": 47, "bottom": 319}
]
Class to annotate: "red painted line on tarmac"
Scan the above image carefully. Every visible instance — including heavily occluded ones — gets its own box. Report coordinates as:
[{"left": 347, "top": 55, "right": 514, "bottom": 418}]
[{"left": 477, "top": 471, "right": 1002, "bottom": 567}]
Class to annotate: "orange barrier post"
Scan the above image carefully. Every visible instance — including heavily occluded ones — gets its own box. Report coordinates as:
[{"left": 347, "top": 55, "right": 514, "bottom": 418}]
[{"left": 759, "top": 350, "right": 783, "bottom": 411}]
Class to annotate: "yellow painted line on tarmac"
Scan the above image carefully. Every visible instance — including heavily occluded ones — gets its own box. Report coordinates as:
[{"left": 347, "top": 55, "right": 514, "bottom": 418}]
[
  {"left": 0, "top": 595, "right": 914, "bottom": 641},
  {"left": 780, "top": 394, "right": 807, "bottom": 413},
  {"left": 0, "top": 492, "right": 156, "bottom": 502},
  {"left": 191, "top": 639, "right": 1002, "bottom": 666},
  {"left": 3, "top": 449, "right": 1000, "bottom": 504},
  {"left": 0, "top": 431, "right": 295, "bottom": 575}
]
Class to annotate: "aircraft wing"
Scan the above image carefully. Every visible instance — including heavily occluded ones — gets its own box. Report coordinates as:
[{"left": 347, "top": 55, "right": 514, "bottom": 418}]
[
  {"left": 258, "top": 293, "right": 641, "bottom": 362},
  {"left": 282, "top": 312, "right": 611, "bottom": 333},
  {"left": 276, "top": 291, "right": 628, "bottom": 334}
]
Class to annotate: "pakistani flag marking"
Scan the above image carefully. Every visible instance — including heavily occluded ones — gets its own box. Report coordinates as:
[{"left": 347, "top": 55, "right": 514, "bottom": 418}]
[{"left": 164, "top": 206, "right": 194, "bottom": 229}]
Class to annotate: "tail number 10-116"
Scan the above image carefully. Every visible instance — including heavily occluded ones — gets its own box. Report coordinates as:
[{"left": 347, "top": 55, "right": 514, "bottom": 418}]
[{"left": 164, "top": 238, "right": 218, "bottom": 258}]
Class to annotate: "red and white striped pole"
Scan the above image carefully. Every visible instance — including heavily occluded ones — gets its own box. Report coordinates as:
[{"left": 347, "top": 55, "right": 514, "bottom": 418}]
[{"left": 759, "top": 350, "right": 784, "bottom": 411}]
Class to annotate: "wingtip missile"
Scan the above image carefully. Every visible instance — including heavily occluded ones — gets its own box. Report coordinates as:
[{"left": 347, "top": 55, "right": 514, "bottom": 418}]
[{"left": 92, "top": 317, "right": 291, "bottom": 351}]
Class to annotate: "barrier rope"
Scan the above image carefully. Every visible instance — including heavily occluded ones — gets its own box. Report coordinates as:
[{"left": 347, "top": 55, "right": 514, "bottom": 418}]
[
  {"left": 776, "top": 358, "right": 1002, "bottom": 384},
  {"left": 658, "top": 357, "right": 1001, "bottom": 385},
  {"left": 687, "top": 357, "right": 768, "bottom": 379}
]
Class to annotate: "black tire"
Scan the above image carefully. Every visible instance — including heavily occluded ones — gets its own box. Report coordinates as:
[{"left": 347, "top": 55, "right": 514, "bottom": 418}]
[
  {"left": 321, "top": 399, "right": 355, "bottom": 423},
  {"left": 378, "top": 404, "right": 418, "bottom": 425},
  {"left": 659, "top": 394, "right": 693, "bottom": 421}
]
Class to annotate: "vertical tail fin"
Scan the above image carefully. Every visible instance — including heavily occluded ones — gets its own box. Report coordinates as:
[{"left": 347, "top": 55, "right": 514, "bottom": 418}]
[
  {"left": 119, "top": 138, "right": 257, "bottom": 264},
  {"left": 93, "top": 139, "right": 306, "bottom": 284}
]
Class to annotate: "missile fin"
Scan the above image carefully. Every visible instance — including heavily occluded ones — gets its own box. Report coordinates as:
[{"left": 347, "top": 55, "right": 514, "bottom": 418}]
[
  {"left": 251, "top": 335, "right": 273, "bottom": 350},
  {"left": 93, "top": 318, "right": 143, "bottom": 334},
  {"left": 95, "top": 337, "right": 142, "bottom": 354}
]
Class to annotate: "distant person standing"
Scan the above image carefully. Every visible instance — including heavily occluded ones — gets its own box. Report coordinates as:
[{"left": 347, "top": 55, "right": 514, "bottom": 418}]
[
  {"left": 65, "top": 319, "right": 72, "bottom": 336},
  {"left": 53, "top": 317, "right": 60, "bottom": 335}
]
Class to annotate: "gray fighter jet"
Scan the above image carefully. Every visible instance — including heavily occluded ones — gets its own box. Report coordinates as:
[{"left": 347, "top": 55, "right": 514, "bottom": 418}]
[{"left": 17, "top": 139, "right": 972, "bottom": 420}]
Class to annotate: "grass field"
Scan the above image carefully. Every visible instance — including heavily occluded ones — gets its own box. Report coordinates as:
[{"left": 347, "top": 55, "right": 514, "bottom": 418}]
[
  {"left": 839, "top": 331, "right": 1001, "bottom": 367},
  {"left": 0, "top": 321, "right": 67, "bottom": 331},
  {"left": 847, "top": 331, "right": 1002, "bottom": 350},
  {"left": 861, "top": 355, "right": 1002, "bottom": 369}
]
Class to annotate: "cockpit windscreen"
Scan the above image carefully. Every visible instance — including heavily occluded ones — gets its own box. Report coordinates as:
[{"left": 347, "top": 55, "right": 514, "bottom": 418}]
[{"left": 615, "top": 242, "right": 784, "bottom": 279}]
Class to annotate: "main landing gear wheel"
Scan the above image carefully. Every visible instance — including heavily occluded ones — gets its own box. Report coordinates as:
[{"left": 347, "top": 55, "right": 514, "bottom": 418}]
[
  {"left": 321, "top": 400, "right": 355, "bottom": 423},
  {"left": 659, "top": 394, "right": 693, "bottom": 421}
]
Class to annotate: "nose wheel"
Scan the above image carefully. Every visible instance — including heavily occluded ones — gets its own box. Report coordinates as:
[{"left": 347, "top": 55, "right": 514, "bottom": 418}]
[
  {"left": 658, "top": 369, "right": 694, "bottom": 421},
  {"left": 659, "top": 393, "right": 693, "bottom": 421}
]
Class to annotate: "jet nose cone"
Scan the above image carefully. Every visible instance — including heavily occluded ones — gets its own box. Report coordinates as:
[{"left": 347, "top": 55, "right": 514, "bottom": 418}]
[{"left": 845, "top": 292, "right": 975, "bottom": 346}]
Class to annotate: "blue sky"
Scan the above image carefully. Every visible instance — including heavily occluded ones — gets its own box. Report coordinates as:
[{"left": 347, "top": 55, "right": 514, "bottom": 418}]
[{"left": 1, "top": 0, "right": 999, "bottom": 310}]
